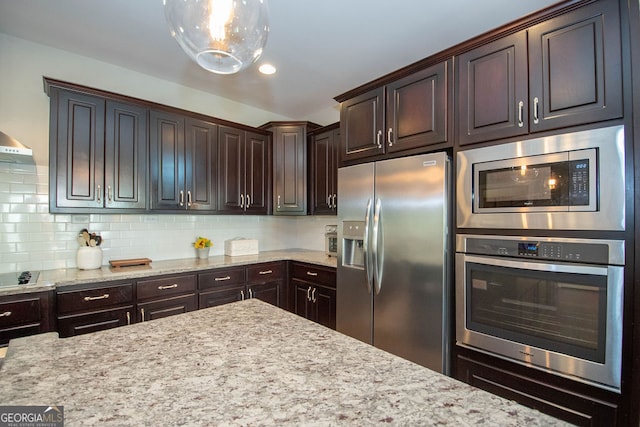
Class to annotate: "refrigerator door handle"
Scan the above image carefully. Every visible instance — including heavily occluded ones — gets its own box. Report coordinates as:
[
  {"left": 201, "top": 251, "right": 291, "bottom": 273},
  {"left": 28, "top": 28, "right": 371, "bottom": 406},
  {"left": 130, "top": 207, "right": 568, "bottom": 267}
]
[
  {"left": 363, "top": 198, "right": 374, "bottom": 294},
  {"left": 372, "top": 198, "right": 383, "bottom": 295}
]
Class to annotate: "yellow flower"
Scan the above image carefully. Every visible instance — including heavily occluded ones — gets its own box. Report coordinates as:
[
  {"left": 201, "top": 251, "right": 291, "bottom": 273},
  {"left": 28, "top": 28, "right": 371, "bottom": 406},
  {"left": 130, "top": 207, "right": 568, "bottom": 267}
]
[{"left": 193, "top": 237, "right": 212, "bottom": 248}]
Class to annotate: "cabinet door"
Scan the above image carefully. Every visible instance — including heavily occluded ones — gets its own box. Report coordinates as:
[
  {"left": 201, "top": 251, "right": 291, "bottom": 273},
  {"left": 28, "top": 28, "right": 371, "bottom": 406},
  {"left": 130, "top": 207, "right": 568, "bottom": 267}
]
[
  {"left": 104, "top": 101, "right": 147, "bottom": 209},
  {"left": 528, "top": 0, "right": 622, "bottom": 132},
  {"left": 51, "top": 89, "right": 105, "bottom": 209},
  {"left": 457, "top": 30, "right": 528, "bottom": 145},
  {"left": 312, "top": 285, "right": 336, "bottom": 330},
  {"left": 245, "top": 131, "right": 270, "bottom": 214},
  {"left": 340, "top": 87, "right": 385, "bottom": 163},
  {"left": 217, "top": 125, "right": 245, "bottom": 213},
  {"left": 149, "top": 110, "right": 185, "bottom": 209},
  {"left": 185, "top": 118, "right": 218, "bottom": 211},
  {"left": 293, "top": 281, "right": 312, "bottom": 320},
  {"left": 386, "top": 61, "right": 448, "bottom": 153},
  {"left": 310, "top": 129, "right": 337, "bottom": 215},
  {"left": 248, "top": 282, "right": 281, "bottom": 307},
  {"left": 273, "top": 125, "right": 306, "bottom": 215}
]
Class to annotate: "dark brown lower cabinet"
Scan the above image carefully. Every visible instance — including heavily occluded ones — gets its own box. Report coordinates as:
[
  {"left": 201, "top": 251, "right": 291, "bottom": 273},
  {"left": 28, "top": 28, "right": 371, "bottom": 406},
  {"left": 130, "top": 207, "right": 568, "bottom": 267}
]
[
  {"left": 0, "top": 291, "right": 53, "bottom": 345},
  {"left": 290, "top": 262, "right": 336, "bottom": 329},
  {"left": 455, "top": 351, "right": 620, "bottom": 426},
  {"left": 199, "top": 262, "right": 284, "bottom": 309},
  {"left": 56, "top": 282, "right": 134, "bottom": 338}
]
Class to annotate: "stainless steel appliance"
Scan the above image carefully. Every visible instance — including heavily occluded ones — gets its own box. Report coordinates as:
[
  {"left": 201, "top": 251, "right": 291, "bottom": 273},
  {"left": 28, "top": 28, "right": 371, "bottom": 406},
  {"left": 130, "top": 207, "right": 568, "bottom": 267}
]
[
  {"left": 337, "top": 152, "right": 451, "bottom": 374},
  {"left": 325, "top": 225, "right": 337, "bottom": 257},
  {"left": 0, "top": 271, "right": 40, "bottom": 288},
  {"left": 456, "top": 234, "right": 624, "bottom": 392},
  {"left": 457, "top": 125, "right": 625, "bottom": 230}
]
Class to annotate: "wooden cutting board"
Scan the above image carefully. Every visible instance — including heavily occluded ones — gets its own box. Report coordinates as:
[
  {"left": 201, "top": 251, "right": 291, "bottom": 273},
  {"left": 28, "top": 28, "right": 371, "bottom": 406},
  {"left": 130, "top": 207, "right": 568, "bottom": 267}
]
[{"left": 109, "top": 258, "right": 152, "bottom": 268}]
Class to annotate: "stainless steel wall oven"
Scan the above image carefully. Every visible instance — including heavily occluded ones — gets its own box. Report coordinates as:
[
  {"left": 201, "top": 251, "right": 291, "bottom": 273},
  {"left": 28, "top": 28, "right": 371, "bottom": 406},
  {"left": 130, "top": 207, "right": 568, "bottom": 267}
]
[{"left": 456, "top": 234, "right": 624, "bottom": 392}]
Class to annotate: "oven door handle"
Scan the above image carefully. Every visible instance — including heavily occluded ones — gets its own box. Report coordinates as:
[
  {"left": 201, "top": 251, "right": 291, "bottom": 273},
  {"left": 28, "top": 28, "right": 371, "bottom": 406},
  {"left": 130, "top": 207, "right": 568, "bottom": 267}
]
[{"left": 461, "top": 254, "right": 609, "bottom": 276}]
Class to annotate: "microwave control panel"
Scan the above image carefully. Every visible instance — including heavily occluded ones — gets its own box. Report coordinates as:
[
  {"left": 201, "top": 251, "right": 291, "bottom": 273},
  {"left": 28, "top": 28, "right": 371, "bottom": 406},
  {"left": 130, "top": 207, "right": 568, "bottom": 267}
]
[{"left": 465, "top": 237, "right": 609, "bottom": 264}]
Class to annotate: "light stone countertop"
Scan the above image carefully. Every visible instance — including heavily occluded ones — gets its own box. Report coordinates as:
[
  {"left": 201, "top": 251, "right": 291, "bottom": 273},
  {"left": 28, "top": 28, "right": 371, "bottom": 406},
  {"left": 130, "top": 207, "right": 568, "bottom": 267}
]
[
  {"left": 0, "top": 249, "right": 336, "bottom": 296},
  {"left": 0, "top": 299, "right": 569, "bottom": 426}
]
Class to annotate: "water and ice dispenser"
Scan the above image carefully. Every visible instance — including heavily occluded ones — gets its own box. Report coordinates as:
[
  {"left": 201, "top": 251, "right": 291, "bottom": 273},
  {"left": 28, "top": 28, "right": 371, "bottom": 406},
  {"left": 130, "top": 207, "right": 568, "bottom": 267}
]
[{"left": 342, "top": 221, "right": 365, "bottom": 268}]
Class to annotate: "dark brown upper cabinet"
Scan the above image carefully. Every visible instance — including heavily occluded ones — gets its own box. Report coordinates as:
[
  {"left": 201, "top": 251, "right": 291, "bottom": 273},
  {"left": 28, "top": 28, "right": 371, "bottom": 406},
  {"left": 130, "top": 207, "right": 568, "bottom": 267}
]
[
  {"left": 217, "top": 125, "right": 270, "bottom": 215},
  {"left": 338, "top": 60, "right": 449, "bottom": 165},
  {"left": 149, "top": 111, "right": 218, "bottom": 211},
  {"left": 457, "top": 0, "right": 622, "bottom": 145},
  {"left": 47, "top": 84, "right": 147, "bottom": 212},
  {"left": 308, "top": 123, "right": 339, "bottom": 215},
  {"left": 260, "top": 121, "right": 320, "bottom": 216}
]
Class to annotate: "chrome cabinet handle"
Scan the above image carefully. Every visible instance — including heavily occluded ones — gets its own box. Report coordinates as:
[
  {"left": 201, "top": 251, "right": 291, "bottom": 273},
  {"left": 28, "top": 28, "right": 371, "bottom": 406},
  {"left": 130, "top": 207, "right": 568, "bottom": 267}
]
[
  {"left": 107, "top": 185, "right": 113, "bottom": 202},
  {"left": 240, "top": 290, "right": 245, "bottom": 300},
  {"left": 311, "top": 287, "right": 317, "bottom": 303},
  {"left": 246, "top": 194, "right": 251, "bottom": 208},
  {"left": 214, "top": 276, "right": 231, "bottom": 281},
  {"left": 84, "top": 294, "right": 109, "bottom": 302},
  {"left": 126, "top": 311, "right": 131, "bottom": 325},
  {"left": 387, "top": 127, "right": 393, "bottom": 146},
  {"left": 0, "top": 311, "right": 12, "bottom": 317},
  {"left": 518, "top": 101, "right": 524, "bottom": 128},
  {"left": 187, "top": 190, "right": 192, "bottom": 207},
  {"left": 307, "top": 286, "right": 312, "bottom": 301},
  {"left": 327, "top": 195, "right": 331, "bottom": 208},
  {"left": 140, "top": 308, "right": 145, "bottom": 322},
  {"left": 97, "top": 184, "right": 102, "bottom": 202},
  {"left": 332, "top": 194, "right": 337, "bottom": 209},
  {"left": 259, "top": 270, "right": 273, "bottom": 275},
  {"left": 306, "top": 271, "right": 318, "bottom": 277},
  {"left": 376, "top": 130, "right": 382, "bottom": 148},
  {"left": 179, "top": 190, "right": 184, "bottom": 207},
  {"left": 277, "top": 195, "right": 281, "bottom": 209},
  {"left": 240, "top": 194, "right": 244, "bottom": 209},
  {"left": 158, "top": 284, "right": 178, "bottom": 290},
  {"left": 533, "top": 97, "right": 540, "bottom": 124}
]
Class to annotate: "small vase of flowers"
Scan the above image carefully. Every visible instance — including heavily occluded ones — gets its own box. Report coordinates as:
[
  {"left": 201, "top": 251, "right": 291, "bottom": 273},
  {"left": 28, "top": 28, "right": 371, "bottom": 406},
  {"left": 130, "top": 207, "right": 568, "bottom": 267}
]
[{"left": 194, "top": 237, "right": 212, "bottom": 259}]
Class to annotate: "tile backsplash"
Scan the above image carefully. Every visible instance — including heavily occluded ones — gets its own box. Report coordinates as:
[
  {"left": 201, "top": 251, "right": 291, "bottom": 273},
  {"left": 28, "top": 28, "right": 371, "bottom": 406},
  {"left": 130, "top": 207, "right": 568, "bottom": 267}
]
[{"left": 0, "top": 163, "right": 334, "bottom": 274}]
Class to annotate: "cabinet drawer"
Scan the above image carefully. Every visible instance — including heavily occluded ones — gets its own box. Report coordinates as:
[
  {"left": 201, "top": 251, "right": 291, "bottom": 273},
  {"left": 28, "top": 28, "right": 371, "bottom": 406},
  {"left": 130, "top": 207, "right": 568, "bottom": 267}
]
[
  {"left": 199, "top": 284, "right": 245, "bottom": 309},
  {"left": 57, "top": 283, "right": 133, "bottom": 314},
  {"left": 57, "top": 306, "right": 134, "bottom": 338},
  {"left": 199, "top": 267, "right": 245, "bottom": 291},
  {"left": 0, "top": 297, "right": 41, "bottom": 328},
  {"left": 247, "top": 262, "right": 284, "bottom": 283},
  {"left": 136, "top": 274, "right": 196, "bottom": 301},
  {"left": 138, "top": 294, "right": 197, "bottom": 321},
  {"left": 291, "top": 263, "right": 336, "bottom": 288}
]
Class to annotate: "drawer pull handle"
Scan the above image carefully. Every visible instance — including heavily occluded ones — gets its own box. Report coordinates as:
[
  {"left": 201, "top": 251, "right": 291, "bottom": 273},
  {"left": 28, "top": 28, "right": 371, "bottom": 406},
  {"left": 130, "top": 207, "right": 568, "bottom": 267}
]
[
  {"left": 306, "top": 271, "right": 318, "bottom": 277},
  {"left": 158, "top": 284, "right": 178, "bottom": 290},
  {"left": 215, "top": 276, "right": 231, "bottom": 281},
  {"left": 0, "top": 311, "right": 12, "bottom": 317},
  {"left": 258, "top": 270, "right": 273, "bottom": 275},
  {"left": 84, "top": 294, "right": 109, "bottom": 302}
]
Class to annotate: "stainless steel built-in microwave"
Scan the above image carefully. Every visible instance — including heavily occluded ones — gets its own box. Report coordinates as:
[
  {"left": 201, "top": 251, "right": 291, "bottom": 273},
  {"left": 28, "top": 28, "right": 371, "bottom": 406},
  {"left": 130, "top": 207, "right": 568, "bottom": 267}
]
[{"left": 457, "top": 125, "right": 625, "bottom": 231}]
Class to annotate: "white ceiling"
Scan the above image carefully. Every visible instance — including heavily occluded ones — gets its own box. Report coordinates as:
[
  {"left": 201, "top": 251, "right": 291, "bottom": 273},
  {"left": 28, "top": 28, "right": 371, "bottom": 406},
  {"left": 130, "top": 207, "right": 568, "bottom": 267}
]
[{"left": 0, "top": 0, "right": 562, "bottom": 123}]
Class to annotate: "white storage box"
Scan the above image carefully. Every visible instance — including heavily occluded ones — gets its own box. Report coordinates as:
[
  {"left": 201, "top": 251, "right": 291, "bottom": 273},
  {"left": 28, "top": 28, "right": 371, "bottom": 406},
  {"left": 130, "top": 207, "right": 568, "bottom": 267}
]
[{"left": 224, "top": 239, "right": 259, "bottom": 256}]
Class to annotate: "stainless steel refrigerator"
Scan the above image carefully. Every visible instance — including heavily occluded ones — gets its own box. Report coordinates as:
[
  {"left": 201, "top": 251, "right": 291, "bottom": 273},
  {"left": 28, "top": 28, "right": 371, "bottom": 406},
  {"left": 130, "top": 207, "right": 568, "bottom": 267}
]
[{"left": 336, "top": 152, "right": 451, "bottom": 374}]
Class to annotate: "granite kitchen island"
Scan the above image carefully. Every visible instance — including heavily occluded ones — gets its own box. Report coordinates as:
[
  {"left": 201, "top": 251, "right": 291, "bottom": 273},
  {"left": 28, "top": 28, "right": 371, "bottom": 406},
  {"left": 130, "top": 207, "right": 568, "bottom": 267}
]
[{"left": 0, "top": 299, "right": 568, "bottom": 426}]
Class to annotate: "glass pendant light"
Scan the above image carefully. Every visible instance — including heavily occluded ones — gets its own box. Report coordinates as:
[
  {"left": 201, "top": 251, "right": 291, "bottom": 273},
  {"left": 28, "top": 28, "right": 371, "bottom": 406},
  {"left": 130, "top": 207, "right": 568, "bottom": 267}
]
[{"left": 163, "top": 0, "right": 269, "bottom": 75}]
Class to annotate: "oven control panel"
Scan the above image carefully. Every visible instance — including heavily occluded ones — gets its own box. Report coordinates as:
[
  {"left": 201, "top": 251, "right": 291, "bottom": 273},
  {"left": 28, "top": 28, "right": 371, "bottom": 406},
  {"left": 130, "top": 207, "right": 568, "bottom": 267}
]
[{"left": 465, "top": 237, "right": 610, "bottom": 264}]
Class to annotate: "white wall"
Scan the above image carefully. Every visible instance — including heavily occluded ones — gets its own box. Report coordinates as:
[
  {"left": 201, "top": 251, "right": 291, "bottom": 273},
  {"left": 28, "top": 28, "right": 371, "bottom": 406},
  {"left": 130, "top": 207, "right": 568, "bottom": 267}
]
[{"left": 0, "top": 34, "right": 337, "bottom": 274}]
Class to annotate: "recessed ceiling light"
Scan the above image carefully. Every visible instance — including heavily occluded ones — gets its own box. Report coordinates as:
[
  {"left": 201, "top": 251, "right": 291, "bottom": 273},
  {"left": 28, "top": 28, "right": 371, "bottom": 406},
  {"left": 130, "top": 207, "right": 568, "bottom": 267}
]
[{"left": 259, "top": 63, "right": 277, "bottom": 75}]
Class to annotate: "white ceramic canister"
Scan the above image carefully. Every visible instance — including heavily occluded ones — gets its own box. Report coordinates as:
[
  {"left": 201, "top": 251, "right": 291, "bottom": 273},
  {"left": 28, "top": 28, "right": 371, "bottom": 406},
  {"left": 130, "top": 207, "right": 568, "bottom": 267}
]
[{"left": 77, "top": 246, "right": 103, "bottom": 270}]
